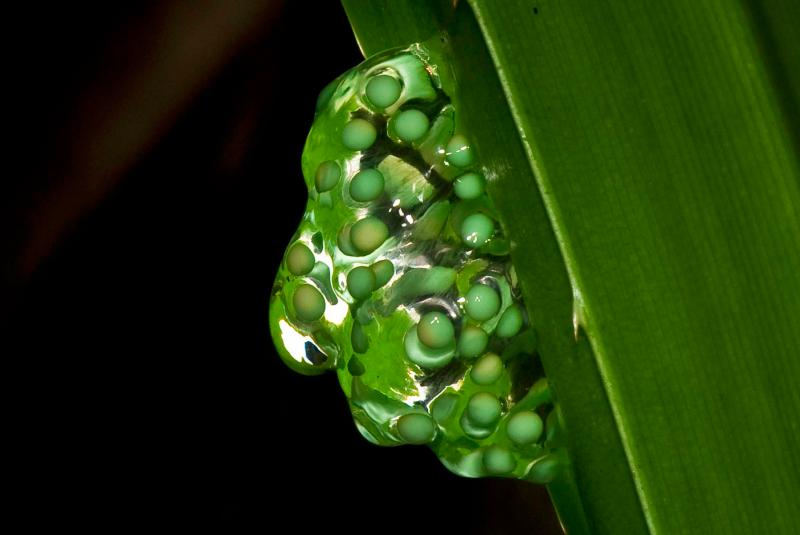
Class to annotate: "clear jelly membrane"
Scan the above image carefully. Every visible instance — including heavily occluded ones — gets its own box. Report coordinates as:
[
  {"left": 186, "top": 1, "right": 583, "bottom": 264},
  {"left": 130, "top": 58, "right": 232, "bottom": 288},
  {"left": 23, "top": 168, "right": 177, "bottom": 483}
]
[{"left": 269, "top": 44, "right": 565, "bottom": 482}]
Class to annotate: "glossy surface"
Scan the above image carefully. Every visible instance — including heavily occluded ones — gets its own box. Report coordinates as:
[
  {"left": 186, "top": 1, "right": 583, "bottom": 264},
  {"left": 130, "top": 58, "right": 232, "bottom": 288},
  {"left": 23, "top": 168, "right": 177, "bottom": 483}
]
[{"left": 269, "top": 44, "right": 565, "bottom": 483}]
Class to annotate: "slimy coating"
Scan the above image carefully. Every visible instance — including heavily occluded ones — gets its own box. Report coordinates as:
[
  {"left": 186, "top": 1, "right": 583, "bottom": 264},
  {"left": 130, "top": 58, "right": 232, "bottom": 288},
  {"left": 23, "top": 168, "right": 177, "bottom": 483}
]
[{"left": 269, "top": 43, "right": 566, "bottom": 484}]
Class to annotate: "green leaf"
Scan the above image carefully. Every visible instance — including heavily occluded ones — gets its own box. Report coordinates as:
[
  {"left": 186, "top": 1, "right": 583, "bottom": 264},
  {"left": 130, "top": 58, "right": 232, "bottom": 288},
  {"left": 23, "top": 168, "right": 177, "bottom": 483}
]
[{"left": 342, "top": 0, "right": 800, "bottom": 533}]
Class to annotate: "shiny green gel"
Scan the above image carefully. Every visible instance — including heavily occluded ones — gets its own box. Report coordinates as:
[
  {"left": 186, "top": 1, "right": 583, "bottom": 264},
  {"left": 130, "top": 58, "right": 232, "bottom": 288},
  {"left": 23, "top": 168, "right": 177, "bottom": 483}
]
[{"left": 269, "top": 43, "right": 567, "bottom": 485}]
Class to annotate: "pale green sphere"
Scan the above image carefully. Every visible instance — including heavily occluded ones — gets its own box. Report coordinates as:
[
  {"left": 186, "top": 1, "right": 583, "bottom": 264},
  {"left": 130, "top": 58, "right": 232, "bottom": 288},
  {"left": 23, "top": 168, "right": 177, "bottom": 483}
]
[
  {"left": 393, "top": 109, "right": 429, "bottom": 142},
  {"left": 347, "top": 266, "right": 376, "bottom": 300},
  {"left": 417, "top": 311, "right": 455, "bottom": 349},
  {"left": 371, "top": 259, "right": 394, "bottom": 288},
  {"left": 286, "top": 242, "right": 314, "bottom": 276},
  {"left": 528, "top": 455, "right": 560, "bottom": 484},
  {"left": 507, "top": 411, "right": 544, "bottom": 445},
  {"left": 342, "top": 118, "right": 377, "bottom": 150},
  {"left": 471, "top": 353, "right": 504, "bottom": 385},
  {"left": 461, "top": 213, "right": 495, "bottom": 248},
  {"left": 496, "top": 305, "right": 524, "bottom": 337},
  {"left": 466, "top": 392, "right": 502, "bottom": 427},
  {"left": 315, "top": 160, "right": 341, "bottom": 192},
  {"left": 465, "top": 283, "right": 501, "bottom": 321},
  {"left": 454, "top": 172, "right": 485, "bottom": 200},
  {"left": 397, "top": 413, "right": 436, "bottom": 444},
  {"left": 446, "top": 134, "right": 475, "bottom": 167},
  {"left": 293, "top": 284, "right": 325, "bottom": 322},
  {"left": 349, "top": 168, "right": 385, "bottom": 202},
  {"left": 483, "top": 446, "right": 516, "bottom": 475},
  {"left": 458, "top": 325, "right": 488, "bottom": 359},
  {"left": 366, "top": 74, "right": 402, "bottom": 108},
  {"left": 350, "top": 217, "right": 389, "bottom": 255}
]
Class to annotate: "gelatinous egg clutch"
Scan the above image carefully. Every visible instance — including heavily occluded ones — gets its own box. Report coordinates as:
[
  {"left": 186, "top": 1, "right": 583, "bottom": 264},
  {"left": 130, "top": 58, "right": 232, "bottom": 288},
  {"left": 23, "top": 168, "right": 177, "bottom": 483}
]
[{"left": 269, "top": 45, "right": 563, "bottom": 482}]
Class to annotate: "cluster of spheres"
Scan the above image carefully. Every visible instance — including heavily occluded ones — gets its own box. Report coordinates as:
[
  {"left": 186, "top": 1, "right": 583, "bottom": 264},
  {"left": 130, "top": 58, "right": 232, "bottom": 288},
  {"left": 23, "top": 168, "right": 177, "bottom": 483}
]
[{"left": 269, "top": 45, "right": 565, "bottom": 482}]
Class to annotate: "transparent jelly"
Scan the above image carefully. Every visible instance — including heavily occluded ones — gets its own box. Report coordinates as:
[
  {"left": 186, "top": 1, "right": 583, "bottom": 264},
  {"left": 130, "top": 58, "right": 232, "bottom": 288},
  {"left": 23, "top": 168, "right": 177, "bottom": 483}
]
[{"left": 269, "top": 43, "right": 566, "bottom": 482}]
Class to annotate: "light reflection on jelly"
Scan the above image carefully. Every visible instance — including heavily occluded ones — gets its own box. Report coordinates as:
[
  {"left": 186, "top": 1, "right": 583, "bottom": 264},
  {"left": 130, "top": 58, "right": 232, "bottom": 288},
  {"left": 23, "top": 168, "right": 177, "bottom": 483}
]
[{"left": 269, "top": 43, "right": 566, "bottom": 483}]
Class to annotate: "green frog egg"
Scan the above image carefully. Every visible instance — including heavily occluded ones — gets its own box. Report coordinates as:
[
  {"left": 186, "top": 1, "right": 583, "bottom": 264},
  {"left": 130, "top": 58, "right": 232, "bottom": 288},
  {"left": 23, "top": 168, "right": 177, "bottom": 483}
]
[
  {"left": 460, "top": 213, "right": 495, "bottom": 248},
  {"left": 347, "top": 356, "right": 366, "bottom": 376},
  {"left": 370, "top": 259, "right": 394, "bottom": 288},
  {"left": 507, "top": 411, "right": 544, "bottom": 445},
  {"left": 458, "top": 325, "right": 488, "bottom": 359},
  {"left": 404, "top": 326, "right": 456, "bottom": 369},
  {"left": 466, "top": 392, "right": 502, "bottom": 427},
  {"left": 417, "top": 311, "right": 455, "bottom": 349},
  {"left": 496, "top": 305, "right": 524, "bottom": 337},
  {"left": 350, "top": 217, "right": 389, "bottom": 254},
  {"left": 366, "top": 74, "right": 402, "bottom": 108},
  {"left": 347, "top": 266, "right": 376, "bottom": 300},
  {"left": 351, "top": 323, "right": 369, "bottom": 353},
  {"left": 286, "top": 242, "right": 314, "bottom": 276},
  {"left": 465, "top": 283, "right": 501, "bottom": 321},
  {"left": 315, "top": 160, "right": 341, "bottom": 192},
  {"left": 270, "top": 46, "right": 560, "bottom": 485},
  {"left": 349, "top": 168, "right": 385, "bottom": 202},
  {"left": 393, "top": 109, "right": 429, "bottom": 142},
  {"left": 454, "top": 172, "right": 485, "bottom": 200},
  {"left": 483, "top": 445, "right": 516, "bottom": 475},
  {"left": 528, "top": 455, "right": 560, "bottom": 484},
  {"left": 397, "top": 413, "right": 436, "bottom": 444},
  {"left": 446, "top": 134, "right": 475, "bottom": 167},
  {"left": 293, "top": 284, "right": 325, "bottom": 322},
  {"left": 337, "top": 225, "right": 359, "bottom": 256},
  {"left": 470, "top": 353, "right": 504, "bottom": 385},
  {"left": 342, "top": 118, "right": 377, "bottom": 150}
]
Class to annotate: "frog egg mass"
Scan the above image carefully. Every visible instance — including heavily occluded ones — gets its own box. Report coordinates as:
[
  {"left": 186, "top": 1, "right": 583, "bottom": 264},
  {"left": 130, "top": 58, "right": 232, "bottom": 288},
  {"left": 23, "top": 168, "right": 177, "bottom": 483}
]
[{"left": 269, "top": 44, "right": 565, "bottom": 483}]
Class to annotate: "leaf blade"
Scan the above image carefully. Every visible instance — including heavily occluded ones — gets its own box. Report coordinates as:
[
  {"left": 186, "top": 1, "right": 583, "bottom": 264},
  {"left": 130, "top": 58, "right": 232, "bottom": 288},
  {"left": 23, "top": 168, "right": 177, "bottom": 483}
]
[{"left": 343, "top": 0, "right": 800, "bottom": 532}]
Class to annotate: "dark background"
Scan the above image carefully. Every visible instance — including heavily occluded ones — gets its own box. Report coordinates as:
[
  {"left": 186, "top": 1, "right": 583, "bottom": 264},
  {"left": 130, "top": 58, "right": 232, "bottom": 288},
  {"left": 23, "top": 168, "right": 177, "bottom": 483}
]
[{"left": 3, "top": 2, "right": 560, "bottom": 532}]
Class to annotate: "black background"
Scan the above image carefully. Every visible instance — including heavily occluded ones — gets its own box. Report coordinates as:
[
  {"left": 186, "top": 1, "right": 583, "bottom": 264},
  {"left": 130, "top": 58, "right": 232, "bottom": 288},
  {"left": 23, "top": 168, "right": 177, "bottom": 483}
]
[{"left": 3, "top": 2, "right": 560, "bottom": 532}]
